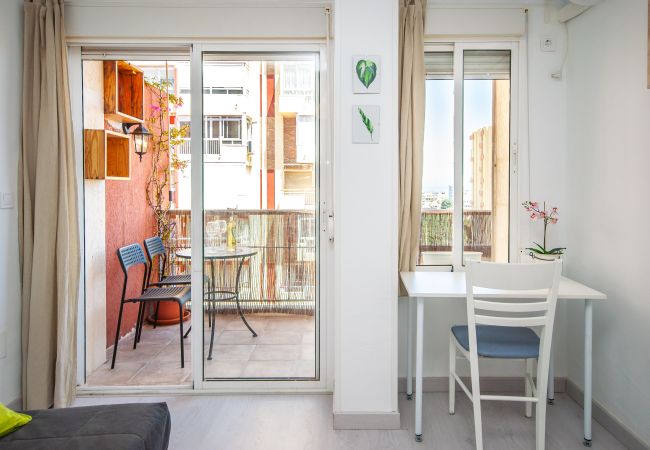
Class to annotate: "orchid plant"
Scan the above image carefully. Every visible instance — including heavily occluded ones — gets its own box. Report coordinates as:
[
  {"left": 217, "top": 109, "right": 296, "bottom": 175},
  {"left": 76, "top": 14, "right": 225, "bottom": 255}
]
[{"left": 522, "top": 201, "right": 565, "bottom": 257}]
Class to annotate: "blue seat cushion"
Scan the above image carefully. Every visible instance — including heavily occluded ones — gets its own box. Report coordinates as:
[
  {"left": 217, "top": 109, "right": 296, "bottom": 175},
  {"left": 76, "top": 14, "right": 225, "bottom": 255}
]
[{"left": 451, "top": 325, "right": 540, "bottom": 359}]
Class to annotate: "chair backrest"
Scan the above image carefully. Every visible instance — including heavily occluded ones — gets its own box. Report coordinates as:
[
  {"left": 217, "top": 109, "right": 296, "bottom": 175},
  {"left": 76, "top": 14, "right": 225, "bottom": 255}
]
[
  {"left": 144, "top": 236, "right": 168, "bottom": 286},
  {"left": 144, "top": 236, "right": 166, "bottom": 259},
  {"left": 465, "top": 260, "right": 562, "bottom": 395},
  {"left": 466, "top": 260, "right": 562, "bottom": 329},
  {"left": 116, "top": 243, "right": 148, "bottom": 296}
]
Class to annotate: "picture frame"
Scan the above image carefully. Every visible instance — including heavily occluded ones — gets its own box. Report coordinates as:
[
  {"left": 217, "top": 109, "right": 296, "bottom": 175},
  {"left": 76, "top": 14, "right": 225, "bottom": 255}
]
[
  {"left": 353, "top": 55, "right": 381, "bottom": 94},
  {"left": 352, "top": 105, "right": 380, "bottom": 144}
]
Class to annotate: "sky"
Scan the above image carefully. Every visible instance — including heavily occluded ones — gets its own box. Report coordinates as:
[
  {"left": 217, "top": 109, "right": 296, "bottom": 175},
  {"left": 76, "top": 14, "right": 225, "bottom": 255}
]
[{"left": 422, "top": 79, "right": 496, "bottom": 196}]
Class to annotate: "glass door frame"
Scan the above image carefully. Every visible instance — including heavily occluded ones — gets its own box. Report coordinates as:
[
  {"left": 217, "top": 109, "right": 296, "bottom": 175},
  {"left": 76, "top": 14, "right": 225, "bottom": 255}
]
[
  {"left": 423, "top": 41, "right": 522, "bottom": 270},
  {"left": 189, "top": 43, "right": 332, "bottom": 392}
]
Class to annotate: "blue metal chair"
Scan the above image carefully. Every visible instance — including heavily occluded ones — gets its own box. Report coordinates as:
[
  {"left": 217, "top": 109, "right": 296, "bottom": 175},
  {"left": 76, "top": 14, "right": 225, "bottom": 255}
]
[
  {"left": 144, "top": 236, "right": 192, "bottom": 330},
  {"left": 111, "top": 243, "right": 190, "bottom": 369},
  {"left": 144, "top": 236, "right": 192, "bottom": 288}
]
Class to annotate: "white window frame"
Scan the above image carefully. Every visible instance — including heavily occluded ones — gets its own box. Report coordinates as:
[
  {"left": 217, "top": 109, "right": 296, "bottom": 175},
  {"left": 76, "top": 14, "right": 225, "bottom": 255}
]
[
  {"left": 204, "top": 115, "right": 243, "bottom": 143},
  {"left": 421, "top": 41, "right": 522, "bottom": 271}
]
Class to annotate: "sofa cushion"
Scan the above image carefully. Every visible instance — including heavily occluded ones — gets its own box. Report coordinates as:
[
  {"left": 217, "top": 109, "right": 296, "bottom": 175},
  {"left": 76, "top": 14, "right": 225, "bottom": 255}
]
[{"left": 0, "top": 402, "right": 170, "bottom": 450}]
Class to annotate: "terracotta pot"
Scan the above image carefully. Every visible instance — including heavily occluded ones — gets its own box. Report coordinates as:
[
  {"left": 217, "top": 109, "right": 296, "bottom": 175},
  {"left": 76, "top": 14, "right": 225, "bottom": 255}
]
[{"left": 147, "top": 301, "right": 189, "bottom": 325}]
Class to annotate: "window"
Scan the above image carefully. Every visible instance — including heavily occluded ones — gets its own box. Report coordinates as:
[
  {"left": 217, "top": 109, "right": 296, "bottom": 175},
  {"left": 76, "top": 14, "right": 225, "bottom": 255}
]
[
  {"left": 281, "top": 62, "right": 314, "bottom": 96},
  {"left": 202, "top": 86, "right": 245, "bottom": 95},
  {"left": 420, "top": 45, "right": 515, "bottom": 268},
  {"left": 204, "top": 116, "right": 243, "bottom": 144},
  {"left": 139, "top": 66, "right": 175, "bottom": 89},
  {"left": 296, "top": 115, "right": 315, "bottom": 163},
  {"left": 222, "top": 117, "right": 241, "bottom": 143}
]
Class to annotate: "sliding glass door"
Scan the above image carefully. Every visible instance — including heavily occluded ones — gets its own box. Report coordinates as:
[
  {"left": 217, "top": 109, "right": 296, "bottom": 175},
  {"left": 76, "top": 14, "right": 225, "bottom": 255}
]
[
  {"left": 76, "top": 45, "right": 328, "bottom": 392},
  {"left": 189, "top": 47, "right": 326, "bottom": 388}
]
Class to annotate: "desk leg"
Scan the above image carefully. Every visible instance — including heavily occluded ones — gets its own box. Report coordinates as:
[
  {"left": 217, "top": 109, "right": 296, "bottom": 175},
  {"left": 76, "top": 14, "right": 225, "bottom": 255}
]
[
  {"left": 415, "top": 297, "right": 424, "bottom": 442},
  {"left": 547, "top": 341, "right": 555, "bottom": 405},
  {"left": 584, "top": 300, "right": 593, "bottom": 447},
  {"left": 407, "top": 299, "right": 414, "bottom": 400}
]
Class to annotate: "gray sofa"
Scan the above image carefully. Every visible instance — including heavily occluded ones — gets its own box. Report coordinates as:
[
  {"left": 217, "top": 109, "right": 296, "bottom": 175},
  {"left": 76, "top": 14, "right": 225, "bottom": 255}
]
[{"left": 0, "top": 402, "right": 171, "bottom": 449}]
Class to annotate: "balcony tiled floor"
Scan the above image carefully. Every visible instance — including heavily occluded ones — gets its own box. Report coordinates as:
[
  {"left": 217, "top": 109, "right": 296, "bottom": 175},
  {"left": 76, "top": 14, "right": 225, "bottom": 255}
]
[{"left": 85, "top": 313, "right": 316, "bottom": 387}]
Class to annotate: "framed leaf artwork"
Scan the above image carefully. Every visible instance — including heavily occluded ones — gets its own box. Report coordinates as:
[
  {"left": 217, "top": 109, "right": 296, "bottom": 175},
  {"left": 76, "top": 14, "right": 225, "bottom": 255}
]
[
  {"left": 353, "top": 55, "right": 381, "bottom": 94},
  {"left": 352, "top": 105, "right": 380, "bottom": 144}
]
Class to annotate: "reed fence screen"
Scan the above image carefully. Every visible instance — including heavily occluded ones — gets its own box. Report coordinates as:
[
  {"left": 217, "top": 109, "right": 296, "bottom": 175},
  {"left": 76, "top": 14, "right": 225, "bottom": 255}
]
[
  {"left": 418, "top": 209, "right": 493, "bottom": 261},
  {"left": 166, "top": 209, "right": 316, "bottom": 314},
  {"left": 163, "top": 209, "right": 492, "bottom": 313}
]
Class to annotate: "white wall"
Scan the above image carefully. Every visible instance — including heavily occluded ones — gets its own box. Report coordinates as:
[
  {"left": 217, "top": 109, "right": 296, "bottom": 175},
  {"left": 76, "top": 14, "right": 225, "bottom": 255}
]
[
  {"left": 333, "top": 0, "right": 399, "bottom": 419},
  {"left": 65, "top": 1, "right": 328, "bottom": 41},
  {"left": 397, "top": 5, "right": 571, "bottom": 380},
  {"left": 0, "top": 0, "right": 23, "bottom": 406},
  {"left": 565, "top": 0, "right": 650, "bottom": 444}
]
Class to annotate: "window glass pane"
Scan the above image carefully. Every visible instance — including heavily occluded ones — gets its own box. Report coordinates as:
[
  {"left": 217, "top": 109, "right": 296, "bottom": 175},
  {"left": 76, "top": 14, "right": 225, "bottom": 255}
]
[
  {"left": 420, "top": 52, "right": 454, "bottom": 266},
  {"left": 180, "top": 120, "right": 191, "bottom": 138},
  {"left": 223, "top": 118, "right": 241, "bottom": 140},
  {"left": 296, "top": 115, "right": 315, "bottom": 163},
  {"left": 462, "top": 50, "right": 511, "bottom": 263},
  {"left": 209, "top": 118, "right": 220, "bottom": 139},
  {"left": 200, "top": 55, "right": 317, "bottom": 381}
]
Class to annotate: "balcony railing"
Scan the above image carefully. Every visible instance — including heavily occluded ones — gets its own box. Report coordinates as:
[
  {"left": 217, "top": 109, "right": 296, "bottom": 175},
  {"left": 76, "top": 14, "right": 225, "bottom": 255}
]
[
  {"left": 176, "top": 138, "right": 249, "bottom": 164},
  {"left": 419, "top": 209, "right": 493, "bottom": 261},
  {"left": 164, "top": 209, "right": 316, "bottom": 314},
  {"left": 177, "top": 138, "right": 221, "bottom": 156}
]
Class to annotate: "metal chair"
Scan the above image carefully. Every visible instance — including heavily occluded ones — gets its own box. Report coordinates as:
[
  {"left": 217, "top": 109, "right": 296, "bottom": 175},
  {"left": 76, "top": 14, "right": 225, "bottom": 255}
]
[
  {"left": 144, "top": 236, "right": 192, "bottom": 287},
  {"left": 111, "top": 243, "right": 191, "bottom": 369},
  {"left": 448, "top": 260, "right": 562, "bottom": 450},
  {"left": 144, "top": 236, "right": 191, "bottom": 330}
]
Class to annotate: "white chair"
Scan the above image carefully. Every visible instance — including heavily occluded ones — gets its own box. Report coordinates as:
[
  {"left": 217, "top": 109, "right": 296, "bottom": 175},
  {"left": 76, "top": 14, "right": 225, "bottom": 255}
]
[{"left": 449, "top": 260, "right": 562, "bottom": 450}]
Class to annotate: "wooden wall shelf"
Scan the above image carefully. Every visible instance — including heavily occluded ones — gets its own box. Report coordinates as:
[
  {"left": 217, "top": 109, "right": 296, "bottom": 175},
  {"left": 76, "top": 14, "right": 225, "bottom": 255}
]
[
  {"left": 84, "top": 129, "right": 131, "bottom": 180},
  {"left": 104, "top": 60, "right": 144, "bottom": 124}
]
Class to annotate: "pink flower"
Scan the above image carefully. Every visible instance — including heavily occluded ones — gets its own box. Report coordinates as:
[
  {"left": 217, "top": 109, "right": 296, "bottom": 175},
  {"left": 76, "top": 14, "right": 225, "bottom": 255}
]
[
  {"left": 530, "top": 201, "right": 538, "bottom": 208},
  {"left": 151, "top": 104, "right": 161, "bottom": 112},
  {"left": 530, "top": 213, "right": 537, "bottom": 219},
  {"left": 540, "top": 211, "right": 547, "bottom": 218},
  {"left": 552, "top": 207, "right": 558, "bottom": 212},
  {"left": 551, "top": 218, "right": 558, "bottom": 224}
]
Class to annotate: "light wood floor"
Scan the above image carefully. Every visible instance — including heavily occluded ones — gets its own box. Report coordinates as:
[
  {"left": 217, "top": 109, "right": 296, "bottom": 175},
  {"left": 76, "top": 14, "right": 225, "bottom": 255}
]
[{"left": 73, "top": 393, "right": 625, "bottom": 450}]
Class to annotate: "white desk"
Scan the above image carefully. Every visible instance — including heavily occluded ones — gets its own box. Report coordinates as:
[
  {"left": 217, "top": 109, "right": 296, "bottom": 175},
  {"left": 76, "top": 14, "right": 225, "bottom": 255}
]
[{"left": 400, "top": 271, "right": 607, "bottom": 446}]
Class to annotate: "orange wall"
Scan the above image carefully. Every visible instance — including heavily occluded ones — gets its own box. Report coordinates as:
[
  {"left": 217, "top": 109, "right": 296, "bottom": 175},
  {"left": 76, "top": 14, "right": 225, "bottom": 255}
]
[{"left": 105, "top": 85, "right": 167, "bottom": 345}]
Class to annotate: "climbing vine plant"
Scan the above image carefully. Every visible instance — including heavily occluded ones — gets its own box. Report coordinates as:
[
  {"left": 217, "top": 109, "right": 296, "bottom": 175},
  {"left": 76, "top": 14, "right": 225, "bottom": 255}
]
[{"left": 145, "top": 78, "right": 189, "bottom": 245}]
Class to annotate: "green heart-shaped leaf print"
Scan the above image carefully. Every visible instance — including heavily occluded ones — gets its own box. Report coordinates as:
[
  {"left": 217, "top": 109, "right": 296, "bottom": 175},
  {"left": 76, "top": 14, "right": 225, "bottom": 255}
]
[{"left": 356, "top": 59, "right": 377, "bottom": 89}]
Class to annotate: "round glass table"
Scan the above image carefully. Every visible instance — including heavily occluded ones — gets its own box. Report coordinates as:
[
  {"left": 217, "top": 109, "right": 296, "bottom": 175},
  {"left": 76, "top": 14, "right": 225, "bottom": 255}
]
[{"left": 176, "top": 247, "right": 258, "bottom": 360}]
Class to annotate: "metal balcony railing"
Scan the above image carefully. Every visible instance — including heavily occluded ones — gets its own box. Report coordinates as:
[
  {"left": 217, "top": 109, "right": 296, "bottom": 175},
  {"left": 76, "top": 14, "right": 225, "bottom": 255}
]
[{"left": 177, "top": 138, "right": 221, "bottom": 156}]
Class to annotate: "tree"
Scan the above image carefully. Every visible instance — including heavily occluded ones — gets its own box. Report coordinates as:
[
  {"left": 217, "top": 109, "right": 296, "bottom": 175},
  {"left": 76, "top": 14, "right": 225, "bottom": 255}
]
[{"left": 440, "top": 199, "right": 452, "bottom": 210}]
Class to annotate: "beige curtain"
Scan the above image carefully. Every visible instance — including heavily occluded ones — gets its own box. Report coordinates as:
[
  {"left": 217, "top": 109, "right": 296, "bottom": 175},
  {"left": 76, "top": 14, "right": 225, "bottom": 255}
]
[
  {"left": 20, "top": 0, "right": 80, "bottom": 409},
  {"left": 399, "top": 0, "right": 426, "bottom": 280}
]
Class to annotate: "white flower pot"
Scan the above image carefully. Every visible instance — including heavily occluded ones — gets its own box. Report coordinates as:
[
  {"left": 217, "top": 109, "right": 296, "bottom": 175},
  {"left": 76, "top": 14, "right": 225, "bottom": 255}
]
[{"left": 530, "top": 252, "right": 562, "bottom": 262}]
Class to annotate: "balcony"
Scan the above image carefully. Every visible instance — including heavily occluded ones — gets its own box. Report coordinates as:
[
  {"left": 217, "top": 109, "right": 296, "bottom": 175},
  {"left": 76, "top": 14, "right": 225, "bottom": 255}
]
[
  {"left": 176, "top": 138, "right": 248, "bottom": 164},
  {"left": 418, "top": 209, "right": 494, "bottom": 264}
]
